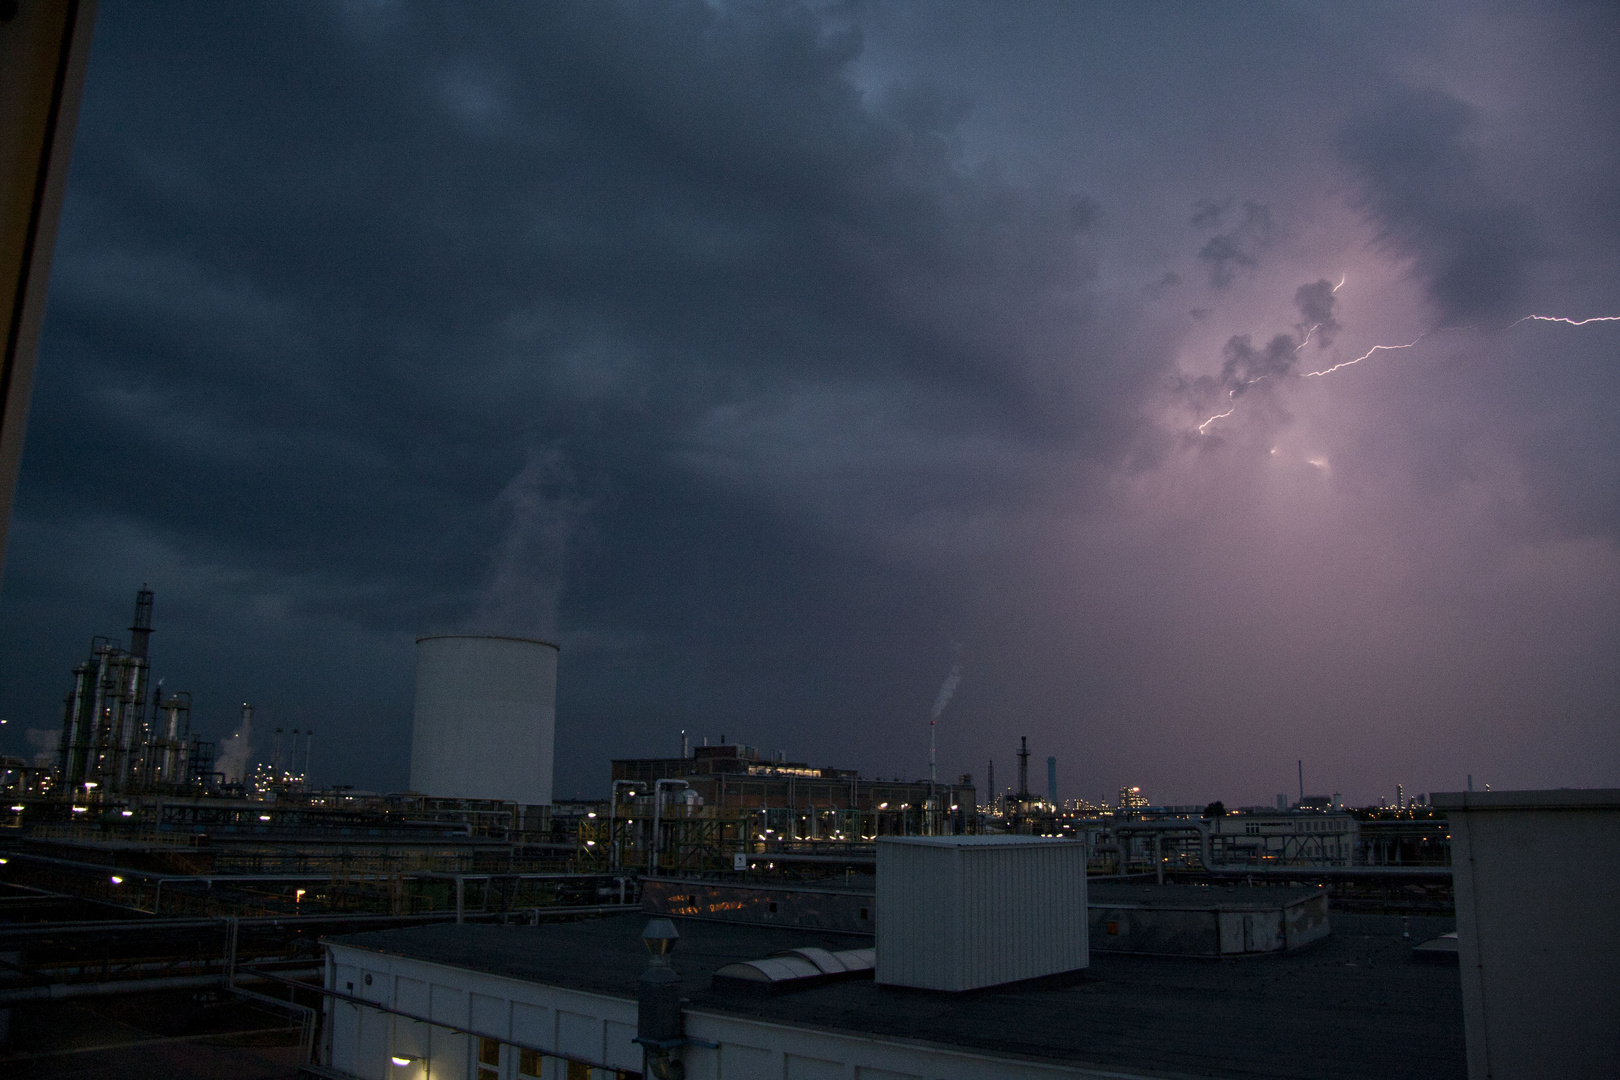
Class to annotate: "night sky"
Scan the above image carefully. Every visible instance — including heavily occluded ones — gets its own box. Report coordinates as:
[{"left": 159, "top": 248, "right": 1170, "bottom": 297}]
[{"left": 2, "top": 2, "right": 1616, "bottom": 806}]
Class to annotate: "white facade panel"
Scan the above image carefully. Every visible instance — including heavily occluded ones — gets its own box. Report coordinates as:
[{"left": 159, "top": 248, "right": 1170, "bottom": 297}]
[
  {"left": 325, "top": 941, "right": 1142, "bottom": 1079},
  {"left": 469, "top": 992, "right": 508, "bottom": 1038},
  {"left": 1433, "top": 788, "right": 1620, "bottom": 1080},
  {"left": 410, "top": 635, "right": 558, "bottom": 806},
  {"left": 875, "top": 835, "right": 1088, "bottom": 992}
]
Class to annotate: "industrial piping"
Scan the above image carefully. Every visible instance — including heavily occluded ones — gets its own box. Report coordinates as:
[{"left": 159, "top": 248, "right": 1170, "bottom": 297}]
[
  {"left": 649, "top": 778, "right": 690, "bottom": 877},
  {"left": 609, "top": 779, "right": 647, "bottom": 872}
]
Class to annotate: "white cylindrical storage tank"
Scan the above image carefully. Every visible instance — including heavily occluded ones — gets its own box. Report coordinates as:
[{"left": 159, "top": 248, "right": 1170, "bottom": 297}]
[{"left": 410, "top": 635, "right": 557, "bottom": 805}]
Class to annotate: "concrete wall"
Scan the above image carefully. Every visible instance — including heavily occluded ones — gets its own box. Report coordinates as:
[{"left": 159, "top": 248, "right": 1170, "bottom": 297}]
[
  {"left": 1088, "top": 892, "right": 1328, "bottom": 957},
  {"left": 1432, "top": 789, "right": 1620, "bottom": 1080},
  {"left": 326, "top": 941, "right": 1168, "bottom": 1079}
]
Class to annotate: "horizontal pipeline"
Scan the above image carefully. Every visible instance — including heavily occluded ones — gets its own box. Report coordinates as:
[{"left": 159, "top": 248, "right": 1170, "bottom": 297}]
[{"left": 0, "top": 966, "right": 322, "bottom": 1005}]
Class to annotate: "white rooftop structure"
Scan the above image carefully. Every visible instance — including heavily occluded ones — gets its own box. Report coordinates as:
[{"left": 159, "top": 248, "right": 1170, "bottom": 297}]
[{"left": 876, "top": 834, "right": 1089, "bottom": 992}]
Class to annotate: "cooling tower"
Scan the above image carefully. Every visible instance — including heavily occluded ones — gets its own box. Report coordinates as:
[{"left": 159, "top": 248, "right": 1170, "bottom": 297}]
[{"left": 410, "top": 635, "right": 557, "bottom": 805}]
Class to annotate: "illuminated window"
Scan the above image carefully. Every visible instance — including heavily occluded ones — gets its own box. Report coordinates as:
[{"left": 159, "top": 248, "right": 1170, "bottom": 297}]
[
  {"left": 477, "top": 1037, "right": 500, "bottom": 1080},
  {"left": 518, "top": 1048, "right": 543, "bottom": 1078}
]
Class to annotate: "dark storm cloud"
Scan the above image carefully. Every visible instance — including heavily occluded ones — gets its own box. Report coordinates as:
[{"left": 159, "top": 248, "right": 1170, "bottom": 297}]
[
  {"left": 1218, "top": 333, "right": 1299, "bottom": 391},
  {"left": 3, "top": 0, "right": 1124, "bottom": 791},
  {"left": 1338, "top": 87, "right": 1542, "bottom": 325},
  {"left": 3, "top": 1, "right": 1617, "bottom": 803},
  {"left": 1195, "top": 202, "right": 1273, "bottom": 288},
  {"left": 31, "top": 0, "right": 1112, "bottom": 585},
  {"left": 1292, "top": 279, "right": 1339, "bottom": 348},
  {"left": 1188, "top": 278, "right": 1337, "bottom": 404},
  {"left": 1190, "top": 199, "right": 1229, "bottom": 229}
]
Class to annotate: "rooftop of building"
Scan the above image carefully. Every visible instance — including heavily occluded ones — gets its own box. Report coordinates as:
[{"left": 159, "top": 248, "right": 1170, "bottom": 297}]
[{"left": 330, "top": 908, "right": 1464, "bottom": 1080}]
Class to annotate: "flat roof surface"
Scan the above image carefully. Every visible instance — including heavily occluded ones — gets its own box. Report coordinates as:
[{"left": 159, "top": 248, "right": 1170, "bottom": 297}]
[{"left": 330, "top": 910, "right": 1463, "bottom": 1080}]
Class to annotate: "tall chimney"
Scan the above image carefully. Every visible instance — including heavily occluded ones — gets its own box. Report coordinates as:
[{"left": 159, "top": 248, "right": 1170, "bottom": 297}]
[{"left": 128, "top": 586, "right": 154, "bottom": 660}]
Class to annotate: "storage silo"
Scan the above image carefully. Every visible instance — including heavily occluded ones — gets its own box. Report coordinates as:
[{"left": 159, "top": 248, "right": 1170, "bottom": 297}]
[{"left": 410, "top": 635, "right": 557, "bottom": 806}]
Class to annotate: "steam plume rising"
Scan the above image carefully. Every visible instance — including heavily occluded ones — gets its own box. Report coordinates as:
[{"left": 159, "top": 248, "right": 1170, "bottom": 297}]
[{"left": 932, "top": 661, "right": 963, "bottom": 720}]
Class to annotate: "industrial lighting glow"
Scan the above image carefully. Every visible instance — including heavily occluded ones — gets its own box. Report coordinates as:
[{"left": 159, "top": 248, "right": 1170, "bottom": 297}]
[
  {"left": 584, "top": 840, "right": 596, "bottom": 846},
  {"left": 71, "top": 806, "right": 87, "bottom": 813},
  {"left": 109, "top": 875, "right": 123, "bottom": 885},
  {"left": 9, "top": 805, "right": 22, "bottom": 812},
  {"left": 296, "top": 888, "right": 307, "bottom": 902},
  {"left": 121, "top": 810, "right": 134, "bottom": 817},
  {"left": 391, "top": 1055, "right": 413, "bottom": 1067},
  {"left": 878, "top": 802, "right": 888, "bottom": 809},
  {"left": 586, "top": 811, "right": 596, "bottom": 818},
  {"left": 259, "top": 814, "right": 272, "bottom": 821}
]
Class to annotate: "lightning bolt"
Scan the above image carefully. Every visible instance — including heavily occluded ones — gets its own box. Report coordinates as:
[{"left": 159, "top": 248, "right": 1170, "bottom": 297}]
[
  {"left": 1199, "top": 372, "right": 1275, "bottom": 433},
  {"left": 1190, "top": 279, "right": 1617, "bottom": 436},
  {"left": 1510, "top": 315, "right": 1620, "bottom": 328},
  {"left": 1301, "top": 334, "right": 1426, "bottom": 378},
  {"left": 1199, "top": 394, "right": 1237, "bottom": 434}
]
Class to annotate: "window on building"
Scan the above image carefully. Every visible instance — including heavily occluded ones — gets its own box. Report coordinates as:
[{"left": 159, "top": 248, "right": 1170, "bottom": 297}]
[
  {"left": 518, "top": 1048, "right": 543, "bottom": 1079},
  {"left": 478, "top": 1037, "right": 500, "bottom": 1080}
]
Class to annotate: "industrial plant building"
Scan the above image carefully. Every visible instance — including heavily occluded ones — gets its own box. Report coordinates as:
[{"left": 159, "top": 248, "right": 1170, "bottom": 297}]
[
  {"left": 7, "top": 588, "right": 1614, "bottom": 1079},
  {"left": 321, "top": 838, "right": 1461, "bottom": 1080}
]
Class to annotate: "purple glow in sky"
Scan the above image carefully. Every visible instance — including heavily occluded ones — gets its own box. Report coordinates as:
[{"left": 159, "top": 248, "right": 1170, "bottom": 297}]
[{"left": 1, "top": 2, "right": 1616, "bottom": 806}]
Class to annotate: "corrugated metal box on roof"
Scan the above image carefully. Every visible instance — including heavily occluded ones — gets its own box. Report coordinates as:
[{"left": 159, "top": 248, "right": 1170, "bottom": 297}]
[{"left": 875, "top": 835, "right": 1088, "bottom": 991}]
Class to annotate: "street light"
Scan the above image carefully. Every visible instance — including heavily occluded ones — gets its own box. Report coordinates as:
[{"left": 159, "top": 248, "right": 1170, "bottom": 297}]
[{"left": 609, "top": 780, "right": 646, "bottom": 872}]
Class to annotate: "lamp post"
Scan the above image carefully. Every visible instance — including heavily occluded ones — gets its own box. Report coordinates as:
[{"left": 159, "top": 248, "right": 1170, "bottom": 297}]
[{"left": 609, "top": 780, "right": 646, "bottom": 872}]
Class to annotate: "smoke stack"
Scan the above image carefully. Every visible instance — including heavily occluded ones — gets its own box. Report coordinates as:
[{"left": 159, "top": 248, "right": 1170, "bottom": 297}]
[
  {"left": 128, "top": 586, "right": 154, "bottom": 660},
  {"left": 1017, "top": 736, "right": 1029, "bottom": 798},
  {"left": 1047, "top": 756, "right": 1057, "bottom": 806}
]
